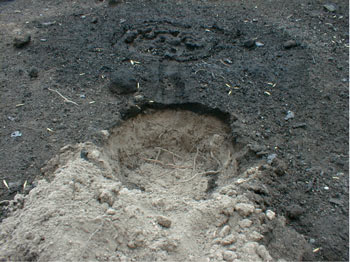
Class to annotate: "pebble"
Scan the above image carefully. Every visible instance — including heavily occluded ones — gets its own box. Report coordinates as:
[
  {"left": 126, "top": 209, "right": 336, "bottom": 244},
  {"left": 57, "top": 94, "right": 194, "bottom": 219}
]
[
  {"left": 133, "top": 94, "right": 144, "bottom": 102},
  {"left": 266, "top": 210, "right": 276, "bottom": 220},
  {"left": 235, "top": 203, "right": 255, "bottom": 216},
  {"left": 13, "top": 34, "right": 31, "bottom": 48},
  {"left": 221, "top": 234, "right": 236, "bottom": 246},
  {"left": 109, "top": 69, "right": 137, "bottom": 95},
  {"left": 255, "top": 41, "right": 264, "bottom": 47},
  {"left": 239, "top": 219, "right": 253, "bottom": 228},
  {"left": 224, "top": 58, "right": 233, "bottom": 64},
  {"left": 249, "top": 231, "right": 264, "bottom": 241},
  {"left": 219, "top": 225, "right": 231, "bottom": 237},
  {"left": 267, "top": 154, "right": 277, "bottom": 164},
  {"left": 156, "top": 216, "right": 172, "bottom": 228},
  {"left": 11, "top": 131, "right": 22, "bottom": 138},
  {"left": 222, "top": 250, "right": 237, "bottom": 261},
  {"left": 98, "top": 190, "right": 114, "bottom": 206},
  {"left": 124, "top": 30, "right": 138, "bottom": 44},
  {"left": 283, "top": 40, "right": 298, "bottom": 49},
  {"left": 323, "top": 3, "right": 336, "bottom": 12},
  {"left": 106, "top": 208, "right": 116, "bottom": 215},
  {"left": 284, "top": 110, "right": 295, "bottom": 120}
]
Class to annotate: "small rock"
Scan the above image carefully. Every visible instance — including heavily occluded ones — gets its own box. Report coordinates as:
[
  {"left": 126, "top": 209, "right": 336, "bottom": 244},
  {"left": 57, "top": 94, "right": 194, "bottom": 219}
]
[
  {"left": 283, "top": 40, "right": 298, "bottom": 49},
  {"left": 309, "top": 238, "right": 316, "bottom": 244},
  {"left": 28, "top": 67, "right": 39, "bottom": 78},
  {"left": 266, "top": 210, "right": 275, "bottom": 220},
  {"left": 235, "top": 203, "right": 255, "bottom": 216},
  {"left": 286, "top": 205, "right": 304, "bottom": 219},
  {"left": 133, "top": 94, "right": 144, "bottom": 102},
  {"left": 239, "top": 219, "right": 253, "bottom": 228},
  {"left": 249, "top": 231, "right": 264, "bottom": 241},
  {"left": 13, "top": 34, "right": 31, "bottom": 48},
  {"left": 224, "top": 58, "right": 233, "bottom": 64},
  {"left": 222, "top": 250, "right": 237, "bottom": 262},
  {"left": 219, "top": 225, "right": 231, "bottom": 237},
  {"left": 285, "top": 110, "right": 295, "bottom": 120},
  {"left": 267, "top": 154, "right": 277, "bottom": 164},
  {"left": 243, "top": 39, "right": 256, "bottom": 48},
  {"left": 109, "top": 69, "right": 137, "bottom": 95},
  {"left": 323, "top": 3, "right": 337, "bottom": 12},
  {"left": 98, "top": 190, "right": 114, "bottom": 206},
  {"left": 11, "top": 131, "right": 22, "bottom": 138},
  {"left": 156, "top": 216, "right": 172, "bottom": 228},
  {"left": 221, "top": 234, "right": 236, "bottom": 246},
  {"left": 124, "top": 30, "right": 138, "bottom": 44},
  {"left": 106, "top": 208, "right": 116, "bottom": 215},
  {"left": 255, "top": 41, "right": 264, "bottom": 47}
]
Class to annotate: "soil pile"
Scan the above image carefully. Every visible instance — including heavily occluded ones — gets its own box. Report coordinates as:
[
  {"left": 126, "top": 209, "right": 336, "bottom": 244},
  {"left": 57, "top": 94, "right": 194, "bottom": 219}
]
[{"left": 0, "top": 110, "right": 311, "bottom": 261}]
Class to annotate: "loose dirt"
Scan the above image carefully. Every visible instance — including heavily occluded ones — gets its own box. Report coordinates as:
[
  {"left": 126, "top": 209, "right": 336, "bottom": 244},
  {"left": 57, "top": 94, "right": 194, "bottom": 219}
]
[{"left": 0, "top": 110, "right": 312, "bottom": 261}]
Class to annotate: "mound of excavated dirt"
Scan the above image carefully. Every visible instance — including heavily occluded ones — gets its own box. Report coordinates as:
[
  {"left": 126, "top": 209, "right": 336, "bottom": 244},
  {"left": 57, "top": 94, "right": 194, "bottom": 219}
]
[{"left": 0, "top": 110, "right": 312, "bottom": 261}]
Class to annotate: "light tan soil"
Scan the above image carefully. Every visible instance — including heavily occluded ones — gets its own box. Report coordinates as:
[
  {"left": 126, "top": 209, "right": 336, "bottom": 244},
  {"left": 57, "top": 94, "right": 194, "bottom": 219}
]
[{"left": 0, "top": 110, "right": 311, "bottom": 261}]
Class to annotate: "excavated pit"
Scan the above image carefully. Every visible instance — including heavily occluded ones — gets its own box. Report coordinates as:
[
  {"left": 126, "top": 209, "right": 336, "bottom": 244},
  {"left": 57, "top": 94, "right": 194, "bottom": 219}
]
[{"left": 105, "top": 109, "right": 238, "bottom": 199}]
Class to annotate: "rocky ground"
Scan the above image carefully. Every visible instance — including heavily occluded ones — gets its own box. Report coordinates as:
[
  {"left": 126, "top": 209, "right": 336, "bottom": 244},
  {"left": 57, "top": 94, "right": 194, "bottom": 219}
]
[{"left": 0, "top": 0, "right": 348, "bottom": 261}]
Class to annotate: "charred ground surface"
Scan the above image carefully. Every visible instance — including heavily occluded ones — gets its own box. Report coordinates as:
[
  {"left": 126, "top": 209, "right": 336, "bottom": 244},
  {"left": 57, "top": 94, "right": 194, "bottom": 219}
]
[{"left": 0, "top": 0, "right": 348, "bottom": 260}]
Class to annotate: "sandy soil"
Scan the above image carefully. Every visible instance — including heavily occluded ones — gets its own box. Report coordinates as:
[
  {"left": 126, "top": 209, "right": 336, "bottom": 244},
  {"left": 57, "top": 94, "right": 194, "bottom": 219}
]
[{"left": 0, "top": 110, "right": 312, "bottom": 261}]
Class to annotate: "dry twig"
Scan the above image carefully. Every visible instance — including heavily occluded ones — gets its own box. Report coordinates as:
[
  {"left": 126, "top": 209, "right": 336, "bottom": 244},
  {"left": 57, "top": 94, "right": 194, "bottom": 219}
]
[
  {"left": 48, "top": 88, "right": 79, "bottom": 106},
  {"left": 179, "top": 170, "right": 221, "bottom": 183},
  {"left": 142, "top": 158, "right": 191, "bottom": 169},
  {"left": 155, "top": 147, "right": 183, "bottom": 160}
]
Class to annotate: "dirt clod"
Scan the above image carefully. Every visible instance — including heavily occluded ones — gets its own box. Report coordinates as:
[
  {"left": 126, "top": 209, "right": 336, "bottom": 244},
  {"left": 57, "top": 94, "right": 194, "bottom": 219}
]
[
  {"left": 156, "top": 215, "right": 172, "bottom": 228},
  {"left": 109, "top": 69, "right": 138, "bottom": 95},
  {"left": 283, "top": 40, "right": 298, "bottom": 49},
  {"left": 13, "top": 34, "right": 31, "bottom": 48}
]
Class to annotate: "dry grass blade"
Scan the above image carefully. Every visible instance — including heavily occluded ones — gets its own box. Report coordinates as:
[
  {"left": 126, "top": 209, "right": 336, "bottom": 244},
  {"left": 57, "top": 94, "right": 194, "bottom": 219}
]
[{"left": 48, "top": 88, "right": 79, "bottom": 106}]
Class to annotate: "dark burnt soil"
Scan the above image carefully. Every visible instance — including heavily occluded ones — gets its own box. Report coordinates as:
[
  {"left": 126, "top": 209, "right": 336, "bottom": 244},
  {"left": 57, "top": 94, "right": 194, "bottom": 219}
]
[{"left": 0, "top": 0, "right": 348, "bottom": 260}]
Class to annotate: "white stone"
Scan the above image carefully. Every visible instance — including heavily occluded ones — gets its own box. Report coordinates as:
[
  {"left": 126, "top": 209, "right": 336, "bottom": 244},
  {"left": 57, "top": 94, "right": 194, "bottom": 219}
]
[{"left": 266, "top": 210, "right": 276, "bottom": 220}]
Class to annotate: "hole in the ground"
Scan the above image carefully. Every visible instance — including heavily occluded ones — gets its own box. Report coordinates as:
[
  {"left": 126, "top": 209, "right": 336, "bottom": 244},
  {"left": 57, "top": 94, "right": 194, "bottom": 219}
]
[{"left": 105, "top": 109, "right": 238, "bottom": 200}]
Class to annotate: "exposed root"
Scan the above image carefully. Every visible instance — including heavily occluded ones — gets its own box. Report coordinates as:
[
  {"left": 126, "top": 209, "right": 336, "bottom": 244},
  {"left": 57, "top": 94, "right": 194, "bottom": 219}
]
[
  {"left": 142, "top": 158, "right": 191, "bottom": 169},
  {"left": 179, "top": 169, "right": 221, "bottom": 183}
]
